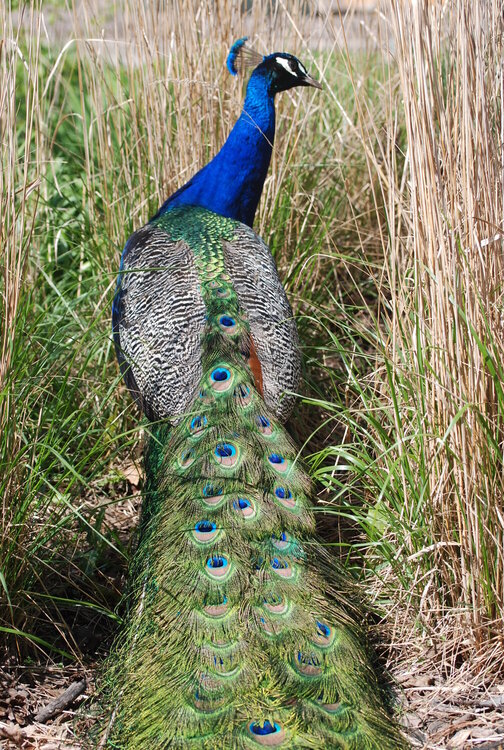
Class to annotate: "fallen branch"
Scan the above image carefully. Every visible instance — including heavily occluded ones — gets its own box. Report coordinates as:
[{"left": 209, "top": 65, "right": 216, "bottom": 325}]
[{"left": 34, "top": 678, "right": 87, "bottom": 723}]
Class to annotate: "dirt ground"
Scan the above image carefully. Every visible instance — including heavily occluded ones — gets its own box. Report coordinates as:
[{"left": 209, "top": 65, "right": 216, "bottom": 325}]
[{"left": 1, "top": 654, "right": 504, "bottom": 749}]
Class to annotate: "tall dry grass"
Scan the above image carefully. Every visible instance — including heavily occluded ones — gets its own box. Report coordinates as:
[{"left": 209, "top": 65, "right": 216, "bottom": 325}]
[
  {"left": 2, "top": 0, "right": 504, "bottom": 678},
  {"left": 1, "top": 4, "right": 41, "bottom": 503},
  {"left": 312, "top": 0, "right": 504, "bottom": 669},
  {"left": 388, "top": 0, "right": 504, "bottom": 650},
  {"left": 1, "top": 0, "right": 375, "bottom": 653}
]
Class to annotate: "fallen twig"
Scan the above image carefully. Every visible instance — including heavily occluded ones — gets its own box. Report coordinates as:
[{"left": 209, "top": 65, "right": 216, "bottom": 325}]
[{"left": 34, "top": 679, "right": 87, "bottom": 724}]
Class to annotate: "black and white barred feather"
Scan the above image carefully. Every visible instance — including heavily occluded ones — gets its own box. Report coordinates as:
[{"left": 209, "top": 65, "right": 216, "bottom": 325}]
[{"left": 113, "top": 215, "right": 300, "bottom": 423}]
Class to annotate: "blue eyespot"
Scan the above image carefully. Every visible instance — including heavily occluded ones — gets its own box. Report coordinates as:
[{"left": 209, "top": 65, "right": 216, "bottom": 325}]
[
  {"left": 316, "top": 621, "right": 331, "bottom": 638},
  {"left": 264, "top": 594, "right": 282, "bottom": 605},
  {"left": 234, "top": 384, "right": 251, "bottom": 399},
  {"left": 202, "top": 484, "right": 223, "bottom": 497},
  {"left": 275, "top": 487, "right": 292, "bottom": 500},
  {"left": 271, "top": 558, "right": 288, "bottom": 570},
  {"left": 250, "top": 721, "right": 281, "bottom": 736},
  {"left": 256, "top": 415, "right": 270, "bottom": 428},
  {"left": 297, "top": 651, "right": 320, "bottom": 667},
  {"left": 272, "top": 531, "right": 288, "bottom": 542},
  {"left": 203, "top": 593, "right": 227, "bottom": 607},
  {"left": 190, "top": 415, "right": 207, "bottom": 431},
  {"left": 268, "top": 453, "right": 284, "bottom": 465},
  {"left": 215, "top": 443, "right": 236, "bottom": 459},
  {"left": 211, "top": 367, "right": 231, "bottom": 382},
  {"left": 207, "top": 556, "right": 228, "bottom": 569},
  {"left": 195, "top": 521, "right": 216, "bottom": 533},
  {"left": 233, "top": 498, "right": 250, "bottom": 510},
  {"left": 253, "top": 556, "right": 264, "bottom": 570},
  {"left": 219, "top": 315, "right": 235, "bottom": 327}
]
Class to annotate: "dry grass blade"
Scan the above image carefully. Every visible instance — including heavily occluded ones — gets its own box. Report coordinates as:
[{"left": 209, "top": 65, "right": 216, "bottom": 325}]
[
  {"left": 0, "top": 5, "right": 41, "bottom": 500},
  {"left": 388, "top": 0, "right": 504, "bottom": 645}
]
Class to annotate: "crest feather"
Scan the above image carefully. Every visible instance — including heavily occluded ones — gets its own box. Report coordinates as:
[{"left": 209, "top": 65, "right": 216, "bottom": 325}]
[{"left": 227, "top": 38, "right": 264, "bottom": 76}]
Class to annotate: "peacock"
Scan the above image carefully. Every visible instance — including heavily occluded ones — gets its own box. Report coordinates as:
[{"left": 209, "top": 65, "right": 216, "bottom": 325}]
[{"left": 102, "top": 38, "right": 407, "bottom": 749}]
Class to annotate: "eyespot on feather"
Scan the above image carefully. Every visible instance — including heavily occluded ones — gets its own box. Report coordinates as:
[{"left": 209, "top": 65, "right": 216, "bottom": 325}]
[
  {"left": 193, "top": 694, "right": 227, "bottom": 712},
  {"left": 248, "top": 721, "right": 286, "bottom": 746},
  {"left": 210, "top": 366, "right": 233, "bottom": 392},
  {"left": 256, "top": 414, "right": 273, "bottom": 436},
  {"left": 232, "top": 497, "right": 256, "bottom": 518},
  {"left": 206, "top": 555, "right": 230, "bottom": 579},
  {"left": 202, "top": 593, "right": 229, "bottom": 617},
  {"left": 198, "top": 388, "right": 213, "bottom": 404},
  {"left": 214, "top": 442, "right": 238, "bottom": 467},
  {"left": 271, "top": 531, "right": 289, "bottom": 550},
  {"left": 201, "top": 484, "right": 224, "bottom": 507},
  {"left": 274, "top": 487, "right": 296, "bottom": 509},
  {"left": 268, "top": 453, "right": 288, "bottom": 472},
  {"left": 295, "top": 650, "right": 323, "bottom": 677},
  {"left": 193, "top": 520, "right": 219, "bottom": 544},
  {"left": 313, "top": 620, "right": 334, "bottom": 647},
  {"left": 234, "top": 383, "right": 252, "bottom": 407},
  {"left": 263, "top": 594, "right": 288, "bottom": 614},
  {"left": 190, "top": 414, "right": 208, "bottom": 435},
  {"left": 219, "top": 315, "right": 237, "bottom": 334},
  {"left": 270, "top": 557, "right": 293, "bottom": 578},
  {"left": 179, "top": 448, "right": 195, "bottom": 468},
  {"left": 210, "top": 652, "right": 239, "bottom": 677}
]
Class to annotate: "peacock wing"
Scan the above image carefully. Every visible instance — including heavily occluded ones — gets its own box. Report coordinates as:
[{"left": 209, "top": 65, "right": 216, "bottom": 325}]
[
  {"left": 112, "top": 223, "right": 206, "bottom": 421},
  {"left": 223, "top": 225, "right": 301, "bottom": 424}
]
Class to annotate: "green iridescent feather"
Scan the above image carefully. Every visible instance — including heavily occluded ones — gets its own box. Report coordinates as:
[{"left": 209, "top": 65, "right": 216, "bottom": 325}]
[{"left": 93, "top": 207, "right": 408, "bottom": 749}]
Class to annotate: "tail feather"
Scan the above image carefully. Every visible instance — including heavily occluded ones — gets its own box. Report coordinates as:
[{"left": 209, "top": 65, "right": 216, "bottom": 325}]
[
  {"left": 99, "top": 359, "right": 405, "bottom": 748},
  {"left": 100, "top": 206, "right": 406, "bottom": 748}
]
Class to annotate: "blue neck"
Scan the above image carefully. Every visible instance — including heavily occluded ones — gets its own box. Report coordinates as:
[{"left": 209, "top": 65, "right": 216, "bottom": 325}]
[{"left": 154, "top": 72, "right": 275, "bottom": 228}]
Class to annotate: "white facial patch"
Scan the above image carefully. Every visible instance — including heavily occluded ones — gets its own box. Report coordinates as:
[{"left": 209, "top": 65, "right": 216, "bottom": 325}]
[
  {"left": 276, "top": 57, "right": 299, "bottom": 76},
  {"left": 297, "top": 61, "right": 308, "bottom": 76}
]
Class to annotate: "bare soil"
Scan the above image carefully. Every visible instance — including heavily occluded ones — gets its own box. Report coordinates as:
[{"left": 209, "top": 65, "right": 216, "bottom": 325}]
[{"left": 1, "top": 644, "right": 503, "bottom": 749}]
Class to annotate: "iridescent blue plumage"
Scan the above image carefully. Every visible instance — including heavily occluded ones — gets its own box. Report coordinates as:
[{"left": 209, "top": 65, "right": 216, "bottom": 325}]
[
  {"left": 153, "top": 43, "right": 321, "bottom": 227},
  {"left": 227, "top": 37, "right": 256, "bottom": 76},
  {"left": 154, "top": 68, "right": 274, "bottom": 226}
]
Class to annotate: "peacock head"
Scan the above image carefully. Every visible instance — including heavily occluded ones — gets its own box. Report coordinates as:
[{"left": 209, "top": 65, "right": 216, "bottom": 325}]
[
  {"left": 227, "top": 38, "right": 322, "bottom": 96},
  {"left": 261, "top": 52, "right": 322, "bottom": 94}
]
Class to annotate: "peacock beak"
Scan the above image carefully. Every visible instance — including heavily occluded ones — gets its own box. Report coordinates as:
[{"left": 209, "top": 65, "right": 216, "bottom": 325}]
[{"left": 302, "top": 73, "right": 322, "bottom": 90}]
